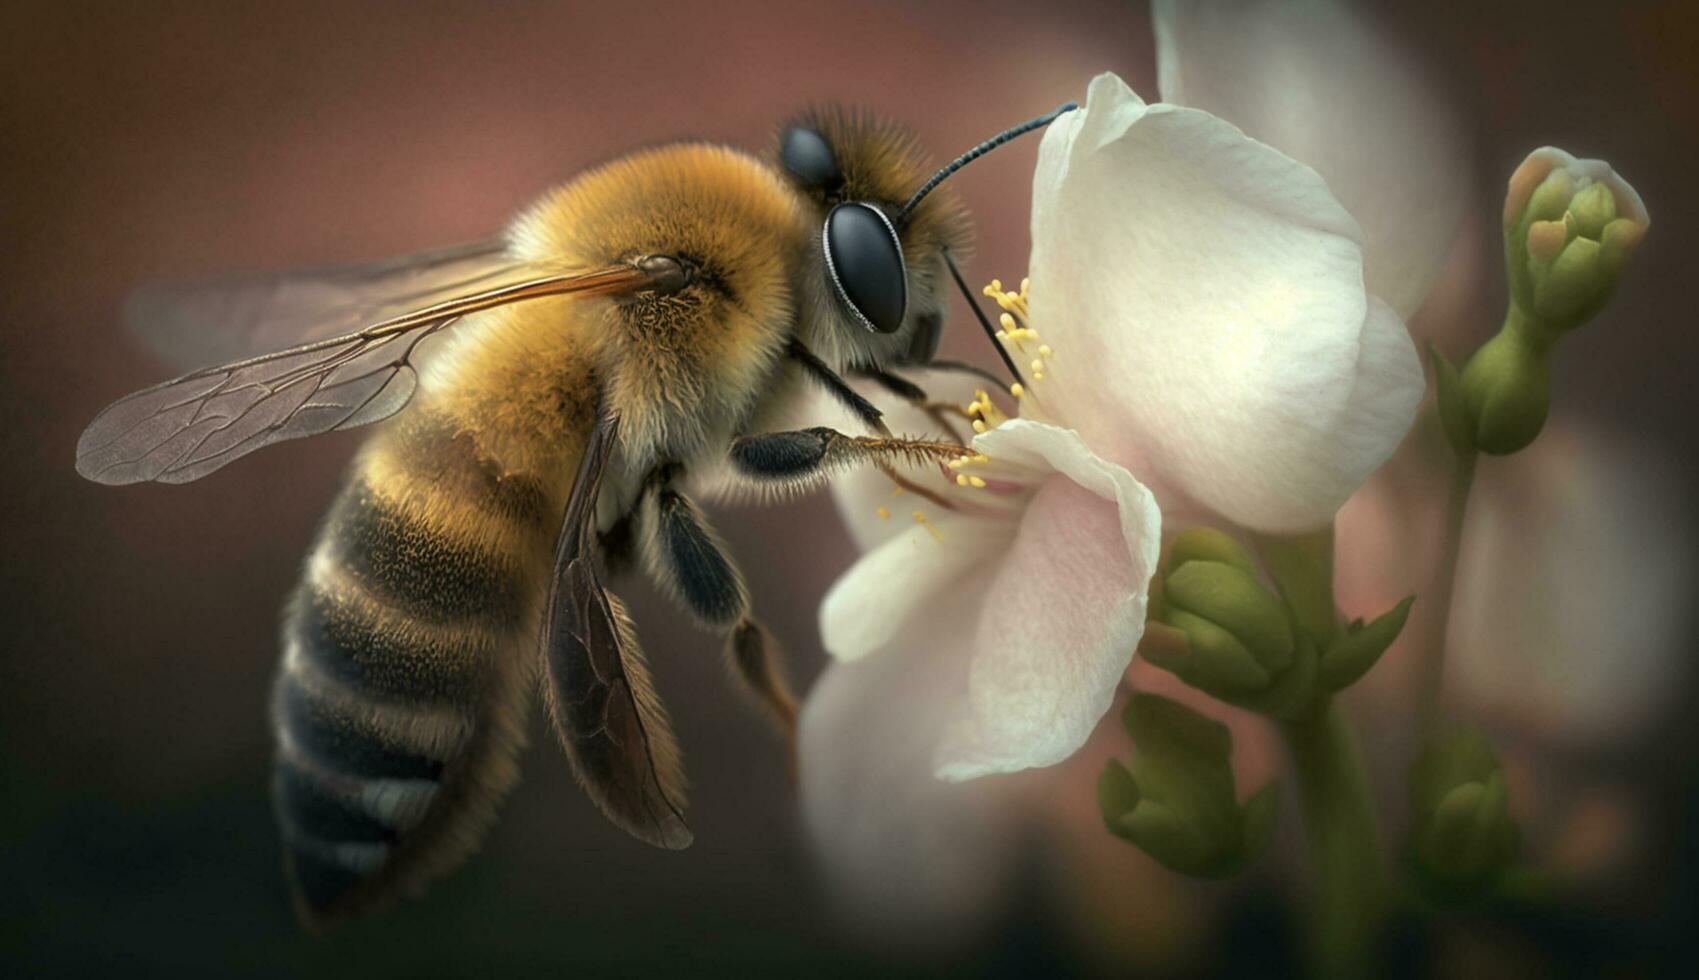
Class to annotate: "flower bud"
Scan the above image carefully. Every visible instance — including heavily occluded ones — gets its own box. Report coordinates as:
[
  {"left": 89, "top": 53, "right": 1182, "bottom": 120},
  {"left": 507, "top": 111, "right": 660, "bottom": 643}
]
[
  {"left": 1143, "top": 528, "right": 1319, "bottom": 718},
  {"left": 1097, "top": 693, "right": 1279, "bottom": 879},
  {"left": 1439, "top": 148, "right": 1652, "bottom": 456},
  {"left": 1406, "top": 729, "right": 1520, "bottom": 904},
  {"left": 1504, "top": 146, "right": 1648, "bottom": 335}
]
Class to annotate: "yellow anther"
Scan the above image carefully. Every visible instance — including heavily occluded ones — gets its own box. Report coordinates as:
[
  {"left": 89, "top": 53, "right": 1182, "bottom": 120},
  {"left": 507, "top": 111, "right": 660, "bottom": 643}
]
[
  {"left": 999, "top": 312, "right": 1016, "bottom": 330},
  {"left": 1030, "top": 359, "right": 1044, "bottom": 374},
  {"left": 1038, "top": 344, "right": 1052, "bottom": 357},
  {"left": 1010, "top": 382, "right": 1024, "bottom": 398},
  {"left": 955, "top": 474, "right": 970, "bottom": 486},
  {"left": 969, "top": 476, "right": 987, "bottom": 488},
  {"left": 875, "top": 506, "right": 890, "bottom": 520},
  {"left": 972, "top": 419, "right": 987, "bottom": 433},
  {"left": 947, "top": 457, "right": 965, "bottom": 469}
]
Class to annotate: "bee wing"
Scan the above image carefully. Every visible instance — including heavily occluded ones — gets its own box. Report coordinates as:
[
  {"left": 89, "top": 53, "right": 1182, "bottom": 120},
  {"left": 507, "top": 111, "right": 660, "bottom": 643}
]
[
  {"left": 543, "top": 411, "right": 693, "bottom": 849},
  {"left": 76, "top": 266, "right": 652, "bottom": 485},
  {"left": 128, "top": 238, "right": 520, "bottom": 373}
]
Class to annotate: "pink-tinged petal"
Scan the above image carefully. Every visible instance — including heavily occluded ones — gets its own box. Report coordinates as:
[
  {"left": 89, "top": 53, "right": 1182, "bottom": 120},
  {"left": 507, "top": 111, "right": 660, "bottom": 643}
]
[
  {"left": 820, "top": 510, "right": 1014, "bottom": 662},
  {"left": 1153, "top": 0, "right": 1468, "bottom": 317},
  {"left": 799, "top": 566, "right": 1028, "bottom": 942},
  {"left": 1028, "top": 74, "right": 1420, "bottom": 532},
  {"left": 936, "top": 420, "right": 1161, "bottom": 780}
]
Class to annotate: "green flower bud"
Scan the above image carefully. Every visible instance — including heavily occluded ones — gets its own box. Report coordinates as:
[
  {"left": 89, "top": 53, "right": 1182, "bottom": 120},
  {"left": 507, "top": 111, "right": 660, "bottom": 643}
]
[
  {"left": 1097, "top": 693, "right": 1280, "bottom": 879},
  {"left": 1146, "top": 528, "right": 1321, "bottom": 718},
  {"left": 1504, "top": 146, "right": 1649, "bottom": 336},
  {"left": 1407, "top": 729, "right": 1520, "bottom": 905},
  {"left": 1448, "top": 147, "right": 1651, "bottom": 457}
]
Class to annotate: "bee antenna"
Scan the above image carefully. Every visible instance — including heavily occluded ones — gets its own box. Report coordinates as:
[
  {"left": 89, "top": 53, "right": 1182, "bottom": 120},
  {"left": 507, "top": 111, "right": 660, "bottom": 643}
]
[
  {"left": 943, "top": 249, "right": 1027, "bottom": 390},
  {"left": 897, "top": 102, "right": 1077, "bottom": 222}
]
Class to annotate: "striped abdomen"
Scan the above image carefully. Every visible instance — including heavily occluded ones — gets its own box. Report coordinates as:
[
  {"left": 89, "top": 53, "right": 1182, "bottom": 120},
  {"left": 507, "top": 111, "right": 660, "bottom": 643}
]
[{"left": 271, "top": 416, "right": 561, "bottom": 924}]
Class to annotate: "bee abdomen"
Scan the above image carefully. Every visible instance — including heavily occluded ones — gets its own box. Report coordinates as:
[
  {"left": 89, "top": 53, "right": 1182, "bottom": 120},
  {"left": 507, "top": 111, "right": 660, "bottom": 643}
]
[{"left": 272, "top": 451, "right": 554, "bottom": 923}]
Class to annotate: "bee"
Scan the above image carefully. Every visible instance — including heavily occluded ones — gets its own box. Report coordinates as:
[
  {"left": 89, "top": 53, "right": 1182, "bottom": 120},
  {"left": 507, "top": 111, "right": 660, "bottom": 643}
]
[{"left": 75, "top": 102, "right": 1072, "bottom": 926}]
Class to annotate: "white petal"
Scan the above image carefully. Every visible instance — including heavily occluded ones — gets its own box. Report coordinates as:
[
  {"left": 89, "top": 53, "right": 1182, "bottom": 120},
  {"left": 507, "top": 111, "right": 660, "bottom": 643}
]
[
  {"left": 1028, "top": 73, "right": 1421, "bottom": 532},
  {"left": 800, "top": 566, "right": 1028, "bottom": 942},
  {"left": 936, "top": 420, "right": 1161, "bottom": 780},
  {"left": 1154, "top": 0, "right": 1468, "bottom": 317},
  {"left": 820, "top": 509, "right": 1013, "bottom": 662}
]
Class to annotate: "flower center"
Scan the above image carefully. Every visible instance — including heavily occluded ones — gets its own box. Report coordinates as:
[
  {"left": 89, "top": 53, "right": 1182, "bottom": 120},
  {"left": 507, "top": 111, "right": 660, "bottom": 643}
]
[{"left": 867, "top": 272, "right": 1062, "bottom": 531}]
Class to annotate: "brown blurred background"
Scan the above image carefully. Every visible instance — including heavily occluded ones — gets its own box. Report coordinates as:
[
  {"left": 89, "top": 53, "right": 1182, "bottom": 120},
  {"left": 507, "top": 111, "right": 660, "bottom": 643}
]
[{"left": 1, "top": 1, "right": 1694, "bottom": 976}]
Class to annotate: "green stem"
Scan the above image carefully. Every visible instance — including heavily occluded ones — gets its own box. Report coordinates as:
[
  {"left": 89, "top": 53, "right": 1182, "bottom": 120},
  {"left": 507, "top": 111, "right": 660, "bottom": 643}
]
[
  {"left": 1416, "top": 448, "right": 1478, "bottom": 732},
  {"left": 1251, "top": 526, "right": 1340, "bottom": 641},
  {"left": 1255, "top": 528, "right": 1386, "bottom": 976},
  {"left": 1281, "top": 701, "right": 1388, "bottom": 977}
]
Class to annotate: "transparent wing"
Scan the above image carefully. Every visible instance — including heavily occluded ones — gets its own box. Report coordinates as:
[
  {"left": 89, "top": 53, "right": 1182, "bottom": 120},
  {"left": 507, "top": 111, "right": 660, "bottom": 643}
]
[
  {"left": 128, "top": 238, "right": 522, "bottom": 372},
  {"left": 543, "top": 411, "right": 693, "bottom": 849},
  {"left": 77, "top": 266, "right": 652, "bottom": 485}
]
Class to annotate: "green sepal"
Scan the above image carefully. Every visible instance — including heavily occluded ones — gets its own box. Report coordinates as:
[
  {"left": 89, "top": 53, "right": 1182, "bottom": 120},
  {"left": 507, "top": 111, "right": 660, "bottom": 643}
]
[
  {"left": 1427, "top": 343, "right": 1475, "bottom": 456},
  {"left": 1319, "top": 595, "right": 1415, "bottom": 691},
  {"left": 1097, "top": 693, "right": 1280, "bottom": 879},
  {"left": 1460, "top": 322, "right": 1552, "bottom": 456}
]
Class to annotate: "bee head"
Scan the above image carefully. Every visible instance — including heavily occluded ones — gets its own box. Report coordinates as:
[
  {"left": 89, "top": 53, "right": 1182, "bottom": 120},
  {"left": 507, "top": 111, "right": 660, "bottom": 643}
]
[
  {"left": 774, "top": 108, "right": 968, "bottom": 369},
  {"left": 775, "top": 103, "right": 1074, "bottom": 374}
]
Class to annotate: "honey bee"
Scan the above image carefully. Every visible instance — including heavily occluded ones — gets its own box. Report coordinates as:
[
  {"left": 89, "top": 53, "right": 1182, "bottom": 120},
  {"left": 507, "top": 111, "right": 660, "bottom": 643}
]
[{"left": 75, "top": 102, "right": 1071, "bottom": 926}]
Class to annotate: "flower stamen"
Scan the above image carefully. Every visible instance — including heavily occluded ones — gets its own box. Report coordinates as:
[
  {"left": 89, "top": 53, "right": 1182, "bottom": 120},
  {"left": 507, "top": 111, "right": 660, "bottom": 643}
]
[{"left": 985, "top": 276, "right": 1051, "bottom": 381}]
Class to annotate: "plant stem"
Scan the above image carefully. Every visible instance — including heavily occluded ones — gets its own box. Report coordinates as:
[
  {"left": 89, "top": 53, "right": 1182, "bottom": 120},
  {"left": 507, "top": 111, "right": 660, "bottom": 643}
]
[
  {"left": 1282, "top": 701, "right": 1387, "bottom": 977},
  {"left": 1256, "top": 528, "right": 1386, "bottom": 976},
  {"left": 1252, "top": 527, "right": 1340, "bottom": 641},
  {"left": 1416, "top": 448, "right": 1478, "bottom": 732}
]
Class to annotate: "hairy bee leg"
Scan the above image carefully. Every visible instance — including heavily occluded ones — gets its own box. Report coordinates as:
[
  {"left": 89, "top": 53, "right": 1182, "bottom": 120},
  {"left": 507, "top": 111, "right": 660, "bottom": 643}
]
[
  {"left": 727, "top": 619, "right": 800, "bottom": 740},
  {"left": 849, "top": 367, "right": 974, "bottom": 444},
  {"left": 638, "top": 479, "right": 749, "bottom": 629},
  {"left": 635, "top": 476, "right": 799, "bottom": 740},
  {"left": 788, "top": 338, "right": 890, "bottom": 436},
  {"left": 728, "top": 427, "right": 969, "bottom": 486}
]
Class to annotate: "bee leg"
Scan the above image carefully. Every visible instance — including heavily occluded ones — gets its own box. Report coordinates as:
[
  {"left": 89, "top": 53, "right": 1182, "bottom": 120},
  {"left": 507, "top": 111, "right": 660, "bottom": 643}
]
[
  {"left": 636, "top": 472, "right": 799, "bottom": 738},
  {"left": 726, "top": 618, "right": 800, "bottom": 746},
  {"left": 849, "top": 366, "right": 975, "bottom": 444},
  {"left": 728, "top": 427, "right": 969, "bottom": 488},
  {"left": 788, "top": 338, "right": 889, "bottom": 436}
]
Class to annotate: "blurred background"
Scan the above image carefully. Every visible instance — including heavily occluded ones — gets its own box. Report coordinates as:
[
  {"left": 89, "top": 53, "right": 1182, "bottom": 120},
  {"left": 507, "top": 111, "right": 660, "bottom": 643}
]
[{"left": 1, "top": 1, "right": 1694, "bottom": 976}]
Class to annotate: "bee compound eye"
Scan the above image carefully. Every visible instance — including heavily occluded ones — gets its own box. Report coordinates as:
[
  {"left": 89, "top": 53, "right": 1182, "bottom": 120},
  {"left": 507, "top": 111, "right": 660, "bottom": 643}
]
[
  {"left": 823, "top": 202, "right": 907, "bottom": 334},
  {"left": 779, "top": 126, "right": 840, "bottom": 190}
]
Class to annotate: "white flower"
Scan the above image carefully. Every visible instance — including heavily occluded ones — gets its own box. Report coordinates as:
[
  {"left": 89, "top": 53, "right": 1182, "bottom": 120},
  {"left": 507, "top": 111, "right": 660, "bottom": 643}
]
[
  {"left": 1153, "top": 0, "right": 1468, "bottom": 319},
  {"left": 801, "top": 64, "right": 1432, "bottom": 936}
]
